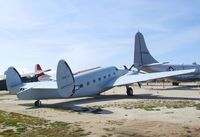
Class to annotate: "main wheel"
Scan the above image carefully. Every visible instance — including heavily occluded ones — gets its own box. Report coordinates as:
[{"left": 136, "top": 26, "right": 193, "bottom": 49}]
[
  {"left": 34, "top": 100, "right": 41, "bottom": 107},
  {"left": 172, "top": 82, "right": 179, "bottom": 86},
  {"left": 126, "top": 87, "right": 133, "bottom": 96}
]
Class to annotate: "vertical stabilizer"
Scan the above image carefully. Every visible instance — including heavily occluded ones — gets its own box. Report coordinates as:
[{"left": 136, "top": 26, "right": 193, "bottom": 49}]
[
  {"left": 134, "top": 32, "right": 158, "bottom": 68},
  {"left": 57, "top": 60, "right": 75, "bottom": 97},
  {"left": 5, "top": 67, "right": 22, "bottom": 94}
]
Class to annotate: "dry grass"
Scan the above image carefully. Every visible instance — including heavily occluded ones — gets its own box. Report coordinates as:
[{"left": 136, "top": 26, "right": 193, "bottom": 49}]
[
  {"left": 89, "top": 100, "right": 200, "bottom": 111},
  {"left": 0, "top": 110, "right": 90, "bottom": 137}
]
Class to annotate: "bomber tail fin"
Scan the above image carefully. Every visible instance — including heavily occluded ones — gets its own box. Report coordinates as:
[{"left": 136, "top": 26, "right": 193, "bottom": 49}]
[
  {"left": 5, "top": 67, "right": 23, "bottom": 94},
  {"left": 134, "top": 32, "right": 158, "bottom": 68}
]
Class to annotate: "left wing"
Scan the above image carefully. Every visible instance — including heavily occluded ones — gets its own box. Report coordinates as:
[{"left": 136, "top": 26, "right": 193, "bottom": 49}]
[{"left": 105, "top": 69, "right": 195, "bottom": 88}]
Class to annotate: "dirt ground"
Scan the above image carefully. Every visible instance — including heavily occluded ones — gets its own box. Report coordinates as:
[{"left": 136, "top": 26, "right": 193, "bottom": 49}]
[{"left": 0, "top": 82, "right": 200, "bottom": 137}]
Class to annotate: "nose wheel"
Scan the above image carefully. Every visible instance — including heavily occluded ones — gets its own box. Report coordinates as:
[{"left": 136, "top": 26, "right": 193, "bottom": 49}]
[
  {"left": 126, "top": 87, "right": 133, "bottom": 96},
  {"left": 34, "top": 100, "right": 41, "bottom": 107}
]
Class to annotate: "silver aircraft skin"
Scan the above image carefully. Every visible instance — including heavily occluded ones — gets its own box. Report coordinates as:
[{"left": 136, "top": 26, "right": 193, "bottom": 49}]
[
  {"left": 134, "top": 32, "right": 200, "bottom": 85},
  {"left": 5, "top": 59, "right": 194, "bottom": 107}
]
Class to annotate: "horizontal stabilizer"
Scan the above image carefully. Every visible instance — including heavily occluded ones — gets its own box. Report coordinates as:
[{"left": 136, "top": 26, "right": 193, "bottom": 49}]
[{"left": 142, "top": 62, "right": 169, "bottom": 67}]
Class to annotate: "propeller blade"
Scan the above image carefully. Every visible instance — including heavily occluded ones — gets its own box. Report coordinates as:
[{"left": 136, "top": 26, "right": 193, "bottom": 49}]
[
  {"left": 123, "top": 65, "right": 128, "bottom": 70},
  {"left": 128, "top": 64, "right": 135, "bottom": 70}
]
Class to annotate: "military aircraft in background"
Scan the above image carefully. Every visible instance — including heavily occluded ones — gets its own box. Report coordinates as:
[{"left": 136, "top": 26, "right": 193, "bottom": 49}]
[
  {"left": 0, "top": 64, "right": 51, "bottom": 90},
  {"left": 35, "top": 64, "right": 51, "bottom": 81},
  {"left": 134, "top": 32, "right": 200, "bottom": 85},
  {"left": 5, "top": 59, "right": 194, "bottom": 107}
]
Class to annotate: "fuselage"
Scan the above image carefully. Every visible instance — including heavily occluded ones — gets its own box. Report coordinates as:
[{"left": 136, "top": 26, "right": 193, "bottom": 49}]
[
  {"left": 141, "top": 64, "right": 200, "bottom": 82},
  {"left": 73, "top": 66, "right": 127, "bottom": 97},
  {"left": 18, "top": 66, "right": 128, "bottom": 100}
]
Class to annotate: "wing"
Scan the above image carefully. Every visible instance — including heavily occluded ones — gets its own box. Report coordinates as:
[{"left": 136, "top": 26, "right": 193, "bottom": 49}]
[
  {"left": 20, "top": 69, "right": 51, "bottom": 78},
  {"left": 104, "top": 69, "right": 195, "bottom": 88}
]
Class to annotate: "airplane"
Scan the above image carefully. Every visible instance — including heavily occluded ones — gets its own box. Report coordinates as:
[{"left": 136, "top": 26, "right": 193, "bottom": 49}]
[
  {"left": 35, "top": 64, "right": 51, "bottom": 81},
  {"left": 0, "top": 64, "right": 51, "bottom": 90},
  {"left": 134, "top": 32, "right": 200, "bottom": 85},
  {"left": 5, "top": 59, "right": 195, "bottom": 107}
]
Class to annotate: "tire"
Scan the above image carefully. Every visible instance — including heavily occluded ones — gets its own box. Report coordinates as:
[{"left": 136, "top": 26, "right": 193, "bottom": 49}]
[
  {"left": 172, "top": 82, "right": 179, "bottom": 86},
  {"left": 34, "top": 100, "right": 41, "bottom": 107},
  {"left": 126, "top": 87, "right": 133, "bottom": 96}
]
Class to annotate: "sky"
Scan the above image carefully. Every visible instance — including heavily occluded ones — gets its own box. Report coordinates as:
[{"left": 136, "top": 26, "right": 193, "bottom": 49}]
[{"left": 0, "top": 0, "right": 200, "bottom": 74}]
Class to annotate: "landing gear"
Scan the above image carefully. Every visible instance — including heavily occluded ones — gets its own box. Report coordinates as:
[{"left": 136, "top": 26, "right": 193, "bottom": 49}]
[
  {"left": 34, "top": 100, "right": 41, "bottom": 107},
  {"left": 126, "top": 87, "right": 133, "bottom": 96},
  {"left": 172, "top": 82, "right": 179, "bottom": 86}
]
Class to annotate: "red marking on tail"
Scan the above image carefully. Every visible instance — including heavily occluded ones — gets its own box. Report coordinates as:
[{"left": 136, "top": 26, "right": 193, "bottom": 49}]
[
  {"left": 36, "top": 64, "right": 42, "bottom": 71},
  {"left": 36, "top": 64, "right": 44, "bottom": 77}
]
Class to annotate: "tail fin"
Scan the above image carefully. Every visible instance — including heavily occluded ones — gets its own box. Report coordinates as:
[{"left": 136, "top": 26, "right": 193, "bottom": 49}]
[
  {"left": 57, "top": 60, "right": 75, "bottom": 97},
  {"left": 35, "top": 64, "right": 44, "bottom": 77},
  {"left": 134, "top": 32, "right": 158, "bottom": 68},
  {"left": 5, "top": 67, "right": 22, "bottom": 94}
]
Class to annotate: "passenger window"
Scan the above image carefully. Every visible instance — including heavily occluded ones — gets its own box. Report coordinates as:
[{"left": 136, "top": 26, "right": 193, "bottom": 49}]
[
  {"left": 93, "top": 79, "right": 96, "bottom": 83},
  {"left": 98, "top": 77, "right": 101, "bottom": 81},
  {"left": 104, "top": 76, "right": 106, "bottom": 79},
  {"left": 113, "top": 72, "right": 116, "bottom": 75},
  {"left": 87, "top": 82, "right": 90, "bottom": 86},
  {"left": 80, "top": 84, "right": 83, "bottom": 88},
  {"left": 108, "top": 74, "right": 111, "bottom": 77}
]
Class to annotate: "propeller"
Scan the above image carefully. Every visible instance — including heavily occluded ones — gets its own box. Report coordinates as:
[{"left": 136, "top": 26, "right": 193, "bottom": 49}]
[{"left": 123, "top": 64, "right": 135, "bottom": 71}]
